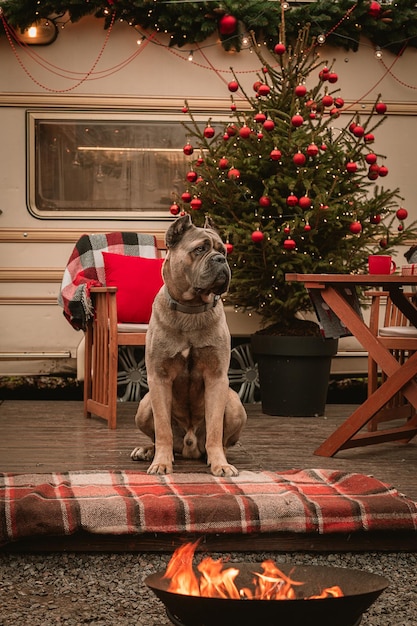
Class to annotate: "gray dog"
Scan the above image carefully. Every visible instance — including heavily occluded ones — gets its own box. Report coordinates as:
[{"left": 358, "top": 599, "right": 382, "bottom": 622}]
[{"left": 131, "top": 214, "right": 247, "bottom": 476}]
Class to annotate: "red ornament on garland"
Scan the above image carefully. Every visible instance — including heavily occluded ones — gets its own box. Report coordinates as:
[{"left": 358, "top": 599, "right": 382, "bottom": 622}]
[
  {"left": 259, "top": 195, "right": 271, "bottom": 207},
  {"left": 293, "top": 152, "right": 306, "bottom": 166},
  {"left": 334, "top": 97, "right": 345, "bottom": 109},
  {"left": 228, "top": 81, "right": 239, "bottom": 93},
  {"left": 295, "top": 84, "right": 307, "bottom": 97},
  {"left": 368, "top": 1, "right": 382, "bottom": 18},
  {"left": 225, "top": 242, "right": 234, "bottom": 254},
  {"left": 190, "top": 197, "right": 202, "bottom": 211},
  {"left": 396, "top": 207, "right": 408, "bottom": 220},
  {"left": 286, "top": 194, "right": 298, "bottom": 207},
  {"left": 257, "top": 84, "right": 271, "bottom": 97},
  {"left": 349, "top": 221, "right": 362, "bottom": 234},
  {"left": 251, "top": 229, "right": 264, "bottom": 243},
  {"left": 219, "top": 14, "right": 238, "bottom": 35},
  {"left": 291, "top": 114, "right": 304, "bottom": 127},
  {"left": 328, "top": 72, "right": 338, "bottom": 84},
  {"left": 304, "top": 223, "right": 312, "bottom": 232},
  {"left": 353, "top": 125, "right": 365, "bottom": 137},
  {"left": 298, "top": 195, "right": 312, "bottom": 209},
  {"left": 170, "top": 203, "right": 180, "bottom": 216},
  {"left": 322, "top": 94, "right": 334, "bottom": 108},
  {"left": 365, "top": 153, "right": 377, "bottom": 164},
  {"left": 182, "top": 106, "right": 188, "bottom": 113},
  {"left": 375, "top": 101, "right": 387, "bottom": 114},
  {"left": 239, "top": 126, "right": 252, "bottom": 139},
  {"left": 204, "top": 125, "right": 215, "bottom": 138},
  {"left": 181, "top": 191, "right": 192, "bottom": 203},
  {"left": 183, "top": 143, "right": 194, "bottom": 156},
  {"left": 270, "top": 148, "right": 282, "bottom": 161},
  {"left": 186, "top": 170, "right": 198, "bottom": 183},
  {"left": 378, "top": 165, "right": 388, "bottom": 177},
  {"left": 346, "top": 161, "right": 358, "bottom": 173},
  {"left": 254, "top": 112, "right": 266, "bottom": 124},
  {"left": 226, "top": 125, "right": 238, "bottom": 137},
  {"left": 263, "top": 119, "right": 275, "bottom": 131},
  {"left": 228, "top": 167, "right": 240, "bottom": 180},
  {"left": 218, "top": 157, "right": 229, "bottom": 170},
  {"left": 364, "top": 133, "right": 375, "bottom": 143},
  {"left": 284, "top": 237, "right": 296, "bottom": 250},
  {"left": 370, "top": 214, "right": 381, "bottom": 224},
  {"left": 274, "top": 42, "right": 286, "bottom": 55},
  {"left": 307, "top": 143, "right": 319, "bottom": 157}
]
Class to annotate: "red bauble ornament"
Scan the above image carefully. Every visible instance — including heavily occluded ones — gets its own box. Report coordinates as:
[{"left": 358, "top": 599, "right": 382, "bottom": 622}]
[
  {"left": 257, "top": 132, "right": 263, "bottom": 140},
  {"left": 349, "top": 221, "right": 362, "bottom": 234},
  {"left": 219, "top": 14, "right": 238, "bottom": 35},
  {"left": 378, "top": 165, "right": 388, "bottom": 177},
  {"left": 349, "top": 122, "right": 357, "bottom": 133},
  {"left": 330, "top": 108, "right": 340, "bottom": 118},
  {"left": 270, "top": 148, "right": 282, "bottom": 161},
  {"left": 186, "top": 170, "right": 198, "bottom": 183},
  {"left": 284, "top": 226, "right": 291, "bottom": 234},
  {"left": 228, "top": 168, "right": 240, "bottom": 180},
  {"left": 253, "top": 81, "right": 262, "bottom": 92},
  {"left": 218, "top": 157, "right": 229, "bottom": 170},
  {"left": 375, "top": 101, "right": 387, "bottom": 114},
  {"left": 286, "top": 194, "right": 298, "bottom": 207},
  {"left": 257, "top": 84, "right": 271, "bottom": 97},
  {"left": 204, "top": 125, "right": 215, "bottom": 138},
  {"left": 309, "top": 112, "right": 316, "bottom": 120},
  {"left": 259, "top": 195, "right": 271, "bottom": 207},
  {"left": 304, "top": 223, "right": 312, "bottom": 232},
  {"left": 398, "top": 223, "right": 404, "bottom": 231},
  {"left": 334, "top": 97, "right": 345, "bottom": 109},
  {"left": 322, "top": 95, "right": 334, "bottom": 107},
  {"left": 182, "top": 106, "right": 188, "bottom": 113},
  {"left": 346, "top": 161, "right": 358, "bottom": 173},
  {"left": 364, "top": 133, "right": 375, "bottom": 143},
  {"left": 307, "top": 143, "right": 319, "bottom": 157},
  {"left": 353, "top": 125, "right": 365, "bottom": 137},
  {"left": 169, "top": 203, "right": 180, "bottom": 216},
  {"left": 228, "top": 81, "right": 239, "bottom": 93},
  {"left": 196, "top": 157, "right": 204, "bottom": 166},
  {"left": 295, "top": 84, "right": 307, "bottom": 97},
  {"left": 230, "top": 103, "right": 236, "bottom": 111},
  {"left": 319, "top": 67, "right": 330, "bottom": 81},
  {"left": 263, "top": 119, "right": 275, "bottom": 131},
  {"left": 298, "top": 195, "right": 312, "bottom": 209},
  {"left": 284, "top": 238, "right": 296, "bottom": 250},
  {"left": 365, "top": 153, "right": 377, "bottom": 164},
  {"left": 183, "top": 143, "right": 194, "bottom": 156},
  {"left": 328, "top": 72, "right": 338, "bottom": 84},
  {"left": 291, "top": 114, "right": 304, "bottom": 127},
  {"left": 396, "top": 207, "right": 408, "bottom": 220},
  {"left": 370, "top": 214, "right": 381, "bottom": 224},
  {"left": 226, "top": 125, "right": 237, "bottom": 136},
  {"left": 274, "top": 42, "right": 286, "bottom": 55},
  {"left": 225, "top": 242, "right": 234, "bottom": 254},
  {"left": 239, "top": 126, "right": 251, "bottom": 139},
  {"left": 368, "top": 1, "right": 381, "bottom": 18},
  {"left": 293, "top": 152, "right": 306, "bottom": 166},
  {"left": 254, "top": 112, "right": 266, "bottom": 124},
  {"left": 181, "top": 191, "right": 192, "bottom": 203},
  {"left": 251, "top": 229, "right": 264, "bottom": 243},
  {"left": 223, "top": 134, "right": 229, "bottom": 141},
  {"left": 380, "top": 238, "right": 387, "bottom": 248},
  {"left": 190, "top": 197, "right": 202, "bottom": 210},
  {"left": 320, "top": 144, "right": 327, "bottom": 151}
]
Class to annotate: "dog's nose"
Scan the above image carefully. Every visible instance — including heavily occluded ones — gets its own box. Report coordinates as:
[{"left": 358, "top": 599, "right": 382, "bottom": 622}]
[{"left": 212, "top": 253, "right": 227, "bottom": 264}]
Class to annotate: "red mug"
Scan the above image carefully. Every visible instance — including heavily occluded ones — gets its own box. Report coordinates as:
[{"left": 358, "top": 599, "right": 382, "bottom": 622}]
[{"left": 368, "top": 255, "right": 396, "bottom": 275}]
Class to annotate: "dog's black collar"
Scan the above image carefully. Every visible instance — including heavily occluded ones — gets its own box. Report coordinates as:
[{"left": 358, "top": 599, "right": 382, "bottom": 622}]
[{"left": 164, "top": 286, "right": 220, "bottom": 314}]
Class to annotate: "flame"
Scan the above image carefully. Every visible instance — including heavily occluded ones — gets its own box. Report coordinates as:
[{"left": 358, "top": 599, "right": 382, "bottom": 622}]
[{"left": 163, "top": 542, "right": 344, "bottom": 601}]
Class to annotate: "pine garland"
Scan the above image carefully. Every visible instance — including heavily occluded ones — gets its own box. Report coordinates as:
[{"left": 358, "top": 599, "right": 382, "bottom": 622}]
[{"left": 1, "top": 0, "right": 416, "bottom": 55}]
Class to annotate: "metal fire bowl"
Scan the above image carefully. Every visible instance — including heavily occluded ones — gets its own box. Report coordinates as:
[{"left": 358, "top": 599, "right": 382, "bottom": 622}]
[{"left": 145, "top": 562, "right": 389, "bottom": 626}]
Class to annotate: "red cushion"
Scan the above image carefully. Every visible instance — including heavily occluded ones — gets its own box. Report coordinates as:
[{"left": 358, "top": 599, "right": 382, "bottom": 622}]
[{"left": 102, "top": 252, "right": 164, "bottom": 323}]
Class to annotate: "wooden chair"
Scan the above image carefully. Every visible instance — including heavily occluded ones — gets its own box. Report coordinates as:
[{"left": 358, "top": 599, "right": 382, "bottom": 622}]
[
  {"left": 59, "top": 232, "right": 166, "bottom": 429},
  {"left": 367, "top": 290, "right": 417, "bottom": 431}
]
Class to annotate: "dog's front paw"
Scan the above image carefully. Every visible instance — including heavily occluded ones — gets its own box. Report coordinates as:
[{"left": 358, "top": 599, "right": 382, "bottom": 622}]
[
  {"left": 147, "top": 461, "right": 173, "bottom": 475},
  {"left": 130, "top": 445, "right": 155, "bottom": 462},
  {"left": 210, "top": 463, "right": 239, "bottom": 477}
]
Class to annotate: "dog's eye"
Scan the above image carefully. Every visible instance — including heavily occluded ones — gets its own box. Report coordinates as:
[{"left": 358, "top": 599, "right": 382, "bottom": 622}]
[{"left": 193, "top": 246, "right": 205, "bottom": 255}]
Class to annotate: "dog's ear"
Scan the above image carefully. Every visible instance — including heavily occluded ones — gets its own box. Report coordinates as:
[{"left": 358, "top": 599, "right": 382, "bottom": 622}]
[
  {"left": 204, "top": 215, "right": 220, "bottom": 233},
  {"left": 166, "top": 213, "right": 193, "bottom": 248},
  {"left": 405, "top": 245, "right": 417, "bottom": 263}
]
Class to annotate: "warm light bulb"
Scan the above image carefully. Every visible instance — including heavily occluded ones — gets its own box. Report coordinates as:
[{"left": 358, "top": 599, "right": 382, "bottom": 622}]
[
  {"left": 188, "top": 50, "right": 194, "bottom": 61},
  {"left": 28, "top": 26, "right": 37, "bottom": 38},
  {"left": 317, "top": 34, "right": 326, "bottom": 45},
  {"left": 374, "top": 47, "right": 383, "bottom": 59}
]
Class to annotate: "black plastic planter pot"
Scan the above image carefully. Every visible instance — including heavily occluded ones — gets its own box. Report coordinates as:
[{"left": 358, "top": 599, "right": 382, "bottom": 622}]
[{"left": 251, "top": 334, "right": 339, "bottom": 417}]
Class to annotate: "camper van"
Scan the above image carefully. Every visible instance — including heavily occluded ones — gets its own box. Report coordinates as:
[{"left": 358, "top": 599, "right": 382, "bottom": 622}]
[{"left": 1, "top": 13, "right": 416, "bottom": 401}]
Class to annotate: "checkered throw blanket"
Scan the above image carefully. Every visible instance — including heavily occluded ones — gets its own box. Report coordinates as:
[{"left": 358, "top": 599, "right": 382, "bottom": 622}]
[
  {"left": 58, "top": 232, "right": 157, "bottom": 330},
  {"left": 1, "top": 470, "right": 416, "bottom": 546}
]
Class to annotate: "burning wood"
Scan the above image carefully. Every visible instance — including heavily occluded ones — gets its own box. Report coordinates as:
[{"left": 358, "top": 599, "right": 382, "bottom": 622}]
[{"left": 163, "top": 542, "right": 343, "bottom": 601}]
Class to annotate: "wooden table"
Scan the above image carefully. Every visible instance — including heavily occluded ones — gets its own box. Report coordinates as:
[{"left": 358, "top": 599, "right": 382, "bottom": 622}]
[{"left": 285, "top": 273, "right": 417, "bottom": 457}]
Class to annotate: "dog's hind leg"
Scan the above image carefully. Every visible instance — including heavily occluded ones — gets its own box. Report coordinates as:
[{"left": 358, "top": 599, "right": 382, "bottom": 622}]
[{"left": 131, "top": 393, "right": 156, "bottom": 462}]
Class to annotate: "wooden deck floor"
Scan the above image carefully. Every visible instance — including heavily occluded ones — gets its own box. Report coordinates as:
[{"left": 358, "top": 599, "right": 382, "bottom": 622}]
[{"left": 1, "top": 400, "right": 416, "bottom": 552}]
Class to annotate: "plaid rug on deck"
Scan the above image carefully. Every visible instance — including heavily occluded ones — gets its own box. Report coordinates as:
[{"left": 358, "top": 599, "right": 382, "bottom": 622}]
[{"left": 1, "top": 469, "right": 416, "bottom": 545}]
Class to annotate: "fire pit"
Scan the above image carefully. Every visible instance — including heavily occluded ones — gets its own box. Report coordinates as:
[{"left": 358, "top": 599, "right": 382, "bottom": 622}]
[{"left": 145, "top": 544, "right": 389, "bottom": 626}]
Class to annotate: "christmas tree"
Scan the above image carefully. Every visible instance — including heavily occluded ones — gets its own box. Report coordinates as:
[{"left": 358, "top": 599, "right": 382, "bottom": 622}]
[{"left": 173, "top": 20, "right": 417, "bottom": 335}]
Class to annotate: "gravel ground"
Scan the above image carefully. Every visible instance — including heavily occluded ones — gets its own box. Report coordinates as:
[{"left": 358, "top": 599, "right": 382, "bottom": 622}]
[{"left": 0, "top": 551, "right": 416, "bottom": 625}]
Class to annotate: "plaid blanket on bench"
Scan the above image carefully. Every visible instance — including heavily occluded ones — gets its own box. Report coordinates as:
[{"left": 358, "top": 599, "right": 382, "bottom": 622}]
[
  {"left": 58, "top": 232, "right": 157, "bottom": 330},
  {"left": 1, "top": 470, "right": 416, "bottom": 546}
]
